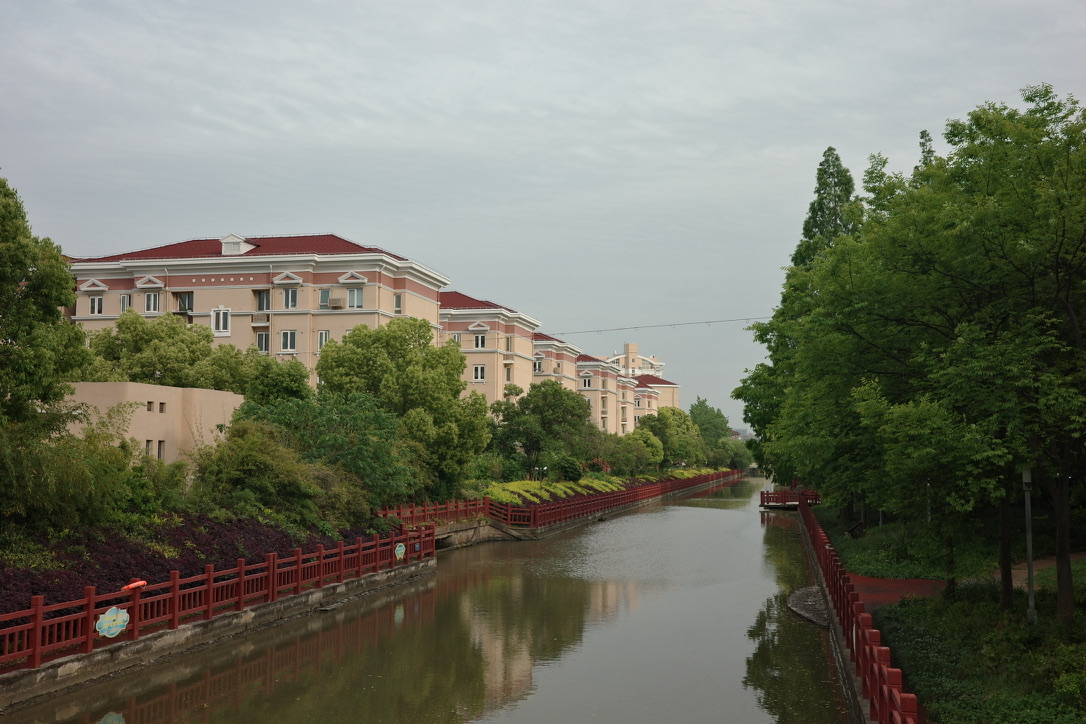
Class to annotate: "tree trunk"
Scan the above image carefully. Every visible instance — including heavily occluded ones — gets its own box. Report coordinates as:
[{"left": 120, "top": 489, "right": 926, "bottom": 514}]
[
  {"left": 1047, "top": 472, "right": 1075, "bottom": 630},
  {"left": 997, "top": 474, "right": 1014, "bottom": 611}
]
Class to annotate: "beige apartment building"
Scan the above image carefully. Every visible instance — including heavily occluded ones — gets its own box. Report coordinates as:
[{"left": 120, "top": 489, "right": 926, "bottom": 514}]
[
  {"left": 68, "top": 382, "right": 243, "bottom": 463},
  {"left": 438, "top": 291, "right": 542, "bottom": 403},
  {"left": 606, "top": 342, "right": 666, "bottom": 378},
  {"left": 69, "top": 234, "right": 450, "bottom": 378}
]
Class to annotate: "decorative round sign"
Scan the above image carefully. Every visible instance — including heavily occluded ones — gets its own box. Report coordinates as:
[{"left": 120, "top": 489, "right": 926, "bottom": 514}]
[
  {"left": 95, "top": 606, "right": 130, "bottom": 638},
  {"left": 394, "top": 542, "right": 406, "bottom": 560}
]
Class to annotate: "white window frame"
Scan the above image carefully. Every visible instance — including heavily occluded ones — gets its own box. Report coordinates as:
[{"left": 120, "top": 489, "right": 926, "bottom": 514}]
[
  {"left": 213, "top": 308, "right": 231, "bottom": 335},
  {"left": 534, "top": 359, "right": 543, "bottom": 374},
  {"left": 474, "top": 334, "right": 486, "bottom": 349},
  {"left": 393, "top": 293, "right": 403, "bottom": 314},
  {"left": 347, "top": 287, "right": 363, "bottom": 309},
  {"left": 283, "top": 288, "right": 298, "bottom": 309},
  {"left": 255, "top": 289, "right": 271, "bottom": 311},
  {"left": 451, "top": 333, "right": 461, "bottom": 344},
  {"left": 120, "top": 294, "right": 131, "bottom": 313},
  {"left": 145, "top": 292, "right": 160, "bottom": 313},
  {"left": 89, "top": 296, "right": 103, "bottom": 315},
  {"left": 317, "top": 330, "right": 331, "bottom": 352},
  {"left": 582, "top": 377, "right": 592, "bottom": 388},
  {"left": 473, "top": 364, "right": 486, "bottom": 381},
  {"left": 281, "top": 330, "right": 297, "bottom": 353},
  {"left": 256, "top": 332, "right": 270, "bottom": 353},
  {"left": 175, "top": 292, "right": 194, "bottom": 312},
  {"left": 318, "top": 289, "right": 331, "bottom": 310}
]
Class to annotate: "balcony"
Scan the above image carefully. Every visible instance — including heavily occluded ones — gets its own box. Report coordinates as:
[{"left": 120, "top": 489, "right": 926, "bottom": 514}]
[{"left": 251, "top": 313, "right": 269, "bottom": 326}]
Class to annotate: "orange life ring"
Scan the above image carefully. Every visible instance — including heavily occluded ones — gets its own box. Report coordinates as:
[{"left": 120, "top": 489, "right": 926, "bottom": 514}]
[{"left": 121, "top": 580, "right": 148, "bottom": 591}]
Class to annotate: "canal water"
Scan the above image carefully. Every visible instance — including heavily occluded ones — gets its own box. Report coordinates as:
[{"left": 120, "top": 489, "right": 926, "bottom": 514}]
[{"left": 7, "top": 476, "right": 850, "bottom": 724}]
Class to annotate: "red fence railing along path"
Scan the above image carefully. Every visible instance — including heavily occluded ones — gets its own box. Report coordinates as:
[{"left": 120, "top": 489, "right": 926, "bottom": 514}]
[
  {"left": 0, "top": 526, "right": 435, "bottom": 672},
  {"left": 799, "top": 501, "right": 923, "bottom": 724}
]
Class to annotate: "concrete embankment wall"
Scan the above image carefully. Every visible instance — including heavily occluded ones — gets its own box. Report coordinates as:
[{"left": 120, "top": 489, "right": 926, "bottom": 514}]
[{"left": 0, "top": 559, "right": 435, "bottom": 713}]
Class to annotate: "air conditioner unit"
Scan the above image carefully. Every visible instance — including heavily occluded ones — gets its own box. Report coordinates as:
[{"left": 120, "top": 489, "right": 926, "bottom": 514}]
[
  {"left": 328, "top": 298, "right": 345, "bottom": 309},
  {"left": 251, "top": 313, "right": 269, "bottom": 324}
]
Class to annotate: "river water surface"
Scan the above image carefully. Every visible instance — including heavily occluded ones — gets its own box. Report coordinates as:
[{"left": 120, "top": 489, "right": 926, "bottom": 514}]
[{"left": 8, "top": 477, "right": 850, "bottom": 724}]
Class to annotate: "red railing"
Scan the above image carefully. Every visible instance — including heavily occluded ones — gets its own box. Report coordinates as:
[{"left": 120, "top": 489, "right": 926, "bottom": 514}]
[
  {"left": 759, "top": 489, "right": 821, "bottom": 507},
  {"left": 798, "top": 501, "right": 923, "bottom": 724},
  {"left": 379, "top": 470, "right": 743, "bottom": 529},
  {"left": 0, "top": 526, "right": 436, "bottom": 672}
]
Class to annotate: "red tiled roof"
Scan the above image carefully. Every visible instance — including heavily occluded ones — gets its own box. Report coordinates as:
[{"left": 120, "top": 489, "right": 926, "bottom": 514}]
[
  {"left": 635, "top": 374, "right": 678, "bottom": 387},
  {"left": 439, "top": 291, "right": 517, "bottom": 313},
  {"left": 533, "top": 332, "right": 563, "bottom": 342},
  {"left": 71, "top": 234, "right": 408, "bottom": 263},
  {"left": 577, "top": 354, "right": 605, "bottom": 363}
]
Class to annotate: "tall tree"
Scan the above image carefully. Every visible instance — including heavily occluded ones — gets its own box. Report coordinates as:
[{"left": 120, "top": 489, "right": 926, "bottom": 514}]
[
  {"left": 791, "top": 146, "right": 861, "bottom": 267},
  {"left": 317, "top": 317, "right": 490, "bottom": 499},
  {"left": 490, "top": 381, "right": 592, "bottom": 479},
  {"left": 636, "top": 407, "right": 706, "bottom": 468},
  {"left": 0, "top": 176, "right": 89, "bottom": 424}
]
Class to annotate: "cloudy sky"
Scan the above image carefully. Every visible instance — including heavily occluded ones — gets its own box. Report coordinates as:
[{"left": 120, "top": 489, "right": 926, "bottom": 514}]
[{"left": 2, "top": 1, "right": 1083, "bottom": 427}]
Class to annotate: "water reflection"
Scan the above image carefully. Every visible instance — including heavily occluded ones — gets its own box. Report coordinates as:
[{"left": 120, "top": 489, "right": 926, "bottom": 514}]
[
  {"left": 743, "top": 512, "right": 850, "bottom": 724},
  {"left": 7, "top": 479, "right": 849, "bottom": 724}
]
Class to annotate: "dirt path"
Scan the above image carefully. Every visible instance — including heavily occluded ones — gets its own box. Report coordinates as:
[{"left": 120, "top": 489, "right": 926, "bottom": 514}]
[{"left": 1010, "top": 551, "right": 1086, "bottom": 588}]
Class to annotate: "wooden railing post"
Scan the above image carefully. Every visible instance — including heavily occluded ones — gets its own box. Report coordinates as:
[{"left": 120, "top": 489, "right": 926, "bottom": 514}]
[
  {"left": 336, "top": 541, "right": 346, "bottom": 583},
  {"left": 265, "top": 553, "right": 277, "bottom": 602},
  {"left": 129, "top": 578, "right": 143, "bottom": 641},
  {"left": 204, "top": 565, "right": 216, "bottom": 620},
  {"left": 82, "top": 586, "right": 96, "bottom": 654},
  {"left": 29, "top": 595, "right": 44, "bottom": 669},
  {"left": 235, "top": 558, "right": 247, "bottom": 611},
  {"left": 169, "top": 570, "right": 180, "bottom": 629},
  {"left": 293, "top": 548, "right": 303, "bottom": 595}
]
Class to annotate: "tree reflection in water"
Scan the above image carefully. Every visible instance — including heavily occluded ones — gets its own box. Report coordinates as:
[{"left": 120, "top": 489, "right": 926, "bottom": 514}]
[{"left": 743, "top": 513, "right": 851, "bottom": 724}]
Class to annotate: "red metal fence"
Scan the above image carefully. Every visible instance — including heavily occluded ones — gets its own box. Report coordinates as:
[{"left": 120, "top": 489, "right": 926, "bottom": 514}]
[
  {"left": 0, "top": 526, "right": 435, "bottom": 672},
  {"left": 798, "top": 501, "right": 923, "bottom": 724},
  {"left": 379, "top": 470, "right": 742, "bottom": 529}
]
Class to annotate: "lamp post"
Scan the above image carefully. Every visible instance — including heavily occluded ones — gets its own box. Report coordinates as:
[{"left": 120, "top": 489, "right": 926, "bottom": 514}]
[{"left": 1022, "top": 467, "right": 1037, "bottom": 624}]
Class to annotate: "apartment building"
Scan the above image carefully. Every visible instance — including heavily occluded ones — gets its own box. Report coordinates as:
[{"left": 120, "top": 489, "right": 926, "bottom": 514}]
[
  {"left": 633, "top": 373, "right": 680, "bottom": 409},
  {"left": 69, "top": 234, "right": 450, "bottom": 377},
  {"left": 438, "top": 291, "right": 541, "bottom": 404},
  {"left": 606, "top": 342, "right": 666, "bottom": 378}
]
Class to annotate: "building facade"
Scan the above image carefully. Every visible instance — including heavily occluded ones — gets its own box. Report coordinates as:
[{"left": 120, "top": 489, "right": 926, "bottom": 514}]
[
  {"left": 438, "top": 291, "right": 541, "bottom": 404},
  {"left": 70, "top": 234, "right": 450, "bottom": 378},
  {"left": 68, "top": 382, "right": 243, "bottom": 463}
]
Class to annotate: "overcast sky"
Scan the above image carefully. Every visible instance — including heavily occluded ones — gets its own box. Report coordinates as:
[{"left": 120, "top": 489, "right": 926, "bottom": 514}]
[{"left": 2, "top": 1, "right": 1083, "bottom": 427}]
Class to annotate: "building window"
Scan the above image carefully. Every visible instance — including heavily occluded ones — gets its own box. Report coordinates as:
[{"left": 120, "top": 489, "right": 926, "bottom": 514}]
[
  {"left": 146, "top": 401, "right": 154, "bottom": 412},
  {"left": 505, "top": 366, "right": 512, "bottom": 382},
  {"left": 157, "top": 441, "right": 166, "bottom": 460},
  {"left": 256, "top": 332, "right": 269, "bottom": 353},
  {"left": 255, "top": 289, "right": 270, "bottom": 311},
  {"left": 393, "top": 293, "right": 403, "bottom": 314},
  {"left": 347, "top": 287, "right": 363, "bottom": 309},
  {"left": 281, "top": 330, "right": 297, "bottom": 352},
  {"left": 213, "top": 308, "right": 230, "bottom": 334},
  {"left": 145, "top": 292, "right": 160, "bottom": 313},
  {"left": 120, "top": 294, "right": 131, "bottom": 313},
  {"left": 555, "top": 362, "right": 562, "bottom": 374},
  {"left": 602, "top": 379, "right": 608, "bottom": 390},
  {"left": 318, "top": 289, "right": 331, "bottom": 310},
  {"left": 534, "top": 359, "right": 542, "bottom": 374},
  {"left": 474, "top": 334, "right": 486, "bottom": 349},
  {"left": 636, "top": 399, "right": 642, "bottom": 407},
  {"left": 505, "top": 336, "right": 513, "bottom": 352},
  {"left": 473, "top": 364, "right": 486, "bottom": 381},
  {"left": 283, "top": 288, "right": 298, "bottom": 309},
  {"left": 159, "top": 402, "right": 166, "bottom": 413},
  {"left": 175, "top": 292, "right": 194, "bottom": 312},
  {"left": 317, "top": 330, "right": 331, "bottom": 352},
  {"left": 451, "top": 333, "right": 461, "bottom": 344},
  {"left": 145, "top": 440, "right": 153, "bottom": 455},
  {"left": 89, "top": 296, "right": 103, "bottom": 315},
  {"left": 582, "top": 377, "right": 592, "bottom": 388}
]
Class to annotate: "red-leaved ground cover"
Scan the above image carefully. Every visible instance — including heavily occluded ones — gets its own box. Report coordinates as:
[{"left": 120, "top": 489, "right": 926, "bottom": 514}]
[{"left": 0, "top": 514, "right": 380, "bottom": 615}]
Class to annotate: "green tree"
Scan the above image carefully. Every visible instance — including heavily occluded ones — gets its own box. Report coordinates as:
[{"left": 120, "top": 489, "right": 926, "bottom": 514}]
[
  {"left": 490, "top": 381, "right": 592, "bottom": 479},
  {"left": 237, "top": 391, "right": 416, "bottom": 509},
  {"left": 316, "top": 317, "right": 490, "bottom": 499},
  {"left": 689, "top": 396, "right": 734, "bottom": 467},
  {"left": 0, "top": 176, "right": 89, "bottom": 424},
  {"left": 635, "top": 407, "right": 706, "bottom": 468},
  {"left": 791, "top": 146, "right": 861, "bottom": 267}
]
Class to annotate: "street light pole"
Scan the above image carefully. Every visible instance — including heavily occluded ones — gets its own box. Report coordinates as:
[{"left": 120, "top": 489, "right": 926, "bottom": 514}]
[{"left": 1023, "top": 467, "right": 1037, "bottom": 624}]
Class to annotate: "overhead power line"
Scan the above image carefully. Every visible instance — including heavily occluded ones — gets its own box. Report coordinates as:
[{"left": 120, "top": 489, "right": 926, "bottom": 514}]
[{"left": 552, "top": 316, "right": 771, "bottom": 336}]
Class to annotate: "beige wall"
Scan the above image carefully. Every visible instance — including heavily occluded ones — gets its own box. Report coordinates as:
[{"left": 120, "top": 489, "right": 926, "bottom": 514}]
[{"left": 68, "top": 382, "right": 243, "bottom": 463}]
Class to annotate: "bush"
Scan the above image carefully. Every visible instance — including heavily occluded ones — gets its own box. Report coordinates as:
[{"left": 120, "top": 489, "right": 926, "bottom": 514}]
[{"left": 555, "top": 456, "right": 583, "bottom": 483}]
